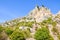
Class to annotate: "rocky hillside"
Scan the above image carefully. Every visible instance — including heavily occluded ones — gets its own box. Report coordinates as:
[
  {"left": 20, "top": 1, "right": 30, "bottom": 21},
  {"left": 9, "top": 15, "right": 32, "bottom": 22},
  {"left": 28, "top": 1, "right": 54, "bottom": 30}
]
[{"left": 0, "top": 6, "right": 60, "bottom": 40}]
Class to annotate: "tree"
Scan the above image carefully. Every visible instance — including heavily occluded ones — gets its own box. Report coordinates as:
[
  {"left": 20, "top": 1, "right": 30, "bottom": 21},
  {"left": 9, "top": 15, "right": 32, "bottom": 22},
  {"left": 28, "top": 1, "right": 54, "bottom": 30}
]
[
  {"left": 34, "top": 27, "right": 53, "bottom": 40},
  {"left": 42, "top": 5, "right": 45, "bottom": 7},
  {"left": 36, "top": 5, "right": 40, "bottom": 10}
]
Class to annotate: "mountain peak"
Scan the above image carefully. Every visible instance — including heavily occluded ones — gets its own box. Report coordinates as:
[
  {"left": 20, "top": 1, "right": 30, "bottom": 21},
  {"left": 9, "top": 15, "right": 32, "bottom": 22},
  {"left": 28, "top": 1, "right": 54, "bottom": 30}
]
[{"left": 28, "top": 6, "right": 52, "bottom": 22}]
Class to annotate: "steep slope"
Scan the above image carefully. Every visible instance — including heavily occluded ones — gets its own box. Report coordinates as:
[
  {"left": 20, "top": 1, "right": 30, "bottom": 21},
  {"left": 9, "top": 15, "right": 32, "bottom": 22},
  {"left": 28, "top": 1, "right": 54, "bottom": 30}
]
[{"left": 0, "top": 6, "right": 60, "bottom": 40}]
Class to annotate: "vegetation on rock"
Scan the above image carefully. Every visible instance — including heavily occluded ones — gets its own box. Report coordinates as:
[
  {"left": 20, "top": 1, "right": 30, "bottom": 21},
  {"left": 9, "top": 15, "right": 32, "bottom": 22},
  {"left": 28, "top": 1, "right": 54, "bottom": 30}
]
[{"left": 34, "top": 27, "right": 53, "bottom": 40}]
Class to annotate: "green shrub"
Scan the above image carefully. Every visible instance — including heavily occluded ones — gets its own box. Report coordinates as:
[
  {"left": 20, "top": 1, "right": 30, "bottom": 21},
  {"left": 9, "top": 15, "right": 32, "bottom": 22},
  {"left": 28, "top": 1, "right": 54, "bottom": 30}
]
[
  {"left": 5, "top": 28, "right": 13, "bottom": 36},
  {"left": 10, "top": 31, "right": 25, "bottom": 40},
  {"left": 22, "top": 30, "right": 31, "bottom": 38},
  {"left": 17, "top": 21, "right": 34, "bottom": 27},
  {"left": 52, "top": 27, "right": 58, "bottom": 33},
  {"left": 52, "top": 27, "right": 60, "bottom": 40},
  {"left": 34, "top": 27, "right": 53, "bottom": 40},
  {"left": 57, "top": 34, "right": 60, "bottom": 40},
  {"left": 0, "top": 26, "right": 3, "bottom": 33},
  {"left": 52, "top": 21, "right": 57, "bottom": 27}
]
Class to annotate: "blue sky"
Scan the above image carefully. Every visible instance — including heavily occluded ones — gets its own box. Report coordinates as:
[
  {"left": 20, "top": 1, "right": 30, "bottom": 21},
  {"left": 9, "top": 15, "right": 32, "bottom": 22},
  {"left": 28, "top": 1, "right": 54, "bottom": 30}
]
[{"left": 0, "top": 0, "right": 60, "bottom": 22}]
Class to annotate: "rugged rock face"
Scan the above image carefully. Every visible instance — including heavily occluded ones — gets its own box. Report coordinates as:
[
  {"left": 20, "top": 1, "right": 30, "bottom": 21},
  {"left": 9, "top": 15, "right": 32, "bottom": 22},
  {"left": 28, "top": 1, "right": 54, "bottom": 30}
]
[
  {"left": 1, "top": 6, "right": 60, "bottom": 40},
  {"left": 28, "top": 6, "right": 52, "bottom": 22}
]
